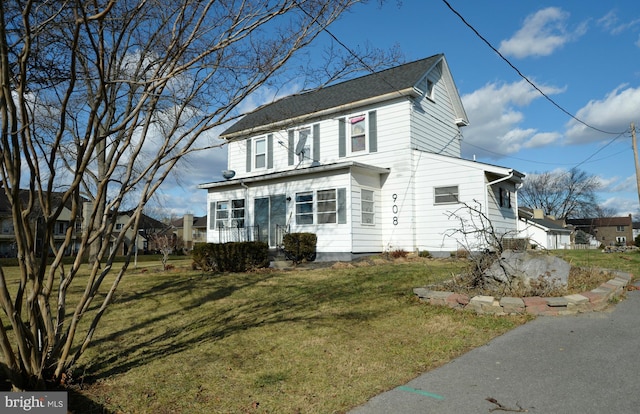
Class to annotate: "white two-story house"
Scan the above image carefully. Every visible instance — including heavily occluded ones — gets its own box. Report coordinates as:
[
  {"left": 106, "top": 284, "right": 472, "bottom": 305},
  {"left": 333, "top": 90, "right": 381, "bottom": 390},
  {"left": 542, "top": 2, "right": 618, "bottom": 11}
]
[{"left": 199, "top": 54, "right": 524, "bottom": 260}]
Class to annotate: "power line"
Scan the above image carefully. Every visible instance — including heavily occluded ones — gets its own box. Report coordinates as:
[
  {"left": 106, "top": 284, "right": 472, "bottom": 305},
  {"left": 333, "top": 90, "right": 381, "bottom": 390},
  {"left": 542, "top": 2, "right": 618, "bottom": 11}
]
[
  {"left": 463, "top": 133, "right": 630, "bottom": 167},
  {"left": 440, "top": 0, "right": 628, "bottom": 136}
]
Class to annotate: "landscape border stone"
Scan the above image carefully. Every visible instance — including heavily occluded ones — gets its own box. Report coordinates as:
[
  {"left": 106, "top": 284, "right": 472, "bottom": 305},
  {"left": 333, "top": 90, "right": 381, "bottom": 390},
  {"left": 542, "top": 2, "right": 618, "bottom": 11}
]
[{"left": 413, "top": 270, "right": 634, "bottom": 316}]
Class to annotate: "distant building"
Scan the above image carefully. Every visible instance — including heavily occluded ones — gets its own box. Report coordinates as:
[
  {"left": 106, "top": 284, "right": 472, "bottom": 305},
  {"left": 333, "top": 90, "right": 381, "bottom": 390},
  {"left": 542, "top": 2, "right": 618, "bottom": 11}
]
[
  {"left": 566, "top": 215, "right": 634, "bottom": 247},
  {"left": 518, "top": 208, "right": 571, "bottom": 249},
  {"left": 170, "top": 214, "right": 208, "bottom": 250}
]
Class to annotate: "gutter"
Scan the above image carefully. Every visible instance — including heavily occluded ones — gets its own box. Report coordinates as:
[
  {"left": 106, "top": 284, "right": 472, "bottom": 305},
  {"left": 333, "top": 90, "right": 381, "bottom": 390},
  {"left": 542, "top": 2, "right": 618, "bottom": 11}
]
[{"left": 484, "top": 171, "right": 514, "bottom": 215}]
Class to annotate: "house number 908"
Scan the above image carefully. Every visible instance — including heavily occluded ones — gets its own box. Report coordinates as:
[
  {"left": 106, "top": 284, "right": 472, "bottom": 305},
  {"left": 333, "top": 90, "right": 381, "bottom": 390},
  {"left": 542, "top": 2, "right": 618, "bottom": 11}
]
[{"left": 392, "top": 194, "right": 398, "bottom": 225}]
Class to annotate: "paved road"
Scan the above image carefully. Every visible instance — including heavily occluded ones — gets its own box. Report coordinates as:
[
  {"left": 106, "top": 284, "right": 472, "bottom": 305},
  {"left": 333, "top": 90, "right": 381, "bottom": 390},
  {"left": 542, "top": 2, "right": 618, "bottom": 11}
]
[{"left": 350, "top": 287, "right": 640, "bottom": 414}]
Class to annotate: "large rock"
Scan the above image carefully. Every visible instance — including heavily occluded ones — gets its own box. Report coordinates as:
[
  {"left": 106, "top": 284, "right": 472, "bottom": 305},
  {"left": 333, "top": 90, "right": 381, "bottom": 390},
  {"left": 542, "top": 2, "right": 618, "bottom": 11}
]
[{"left": 484, "top": 251, "right": 570, "bottom": 287}]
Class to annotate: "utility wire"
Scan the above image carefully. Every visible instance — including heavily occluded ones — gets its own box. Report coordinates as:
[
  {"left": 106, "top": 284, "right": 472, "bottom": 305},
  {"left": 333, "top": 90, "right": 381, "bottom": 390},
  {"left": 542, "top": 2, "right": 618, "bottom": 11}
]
[
  {"left": 464, "top": 134, "right": 630, "bottom": 167},
  {"left": 441, "top": 0, "right": 628, "bottom": 136}
]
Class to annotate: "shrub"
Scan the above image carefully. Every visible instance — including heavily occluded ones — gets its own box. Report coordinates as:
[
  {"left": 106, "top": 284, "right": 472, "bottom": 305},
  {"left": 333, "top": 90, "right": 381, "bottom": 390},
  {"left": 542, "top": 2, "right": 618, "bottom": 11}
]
[
  {"left": 283, "top": 233, "right": 317, "bottom": 264},
  {"left": 635, "top": 234, "right": 640, "bottom": 248},
  {"left": 418, "top": 250, "right": 431, "bottom": 258},
  {"left": 192, "top": 241, "right": 270, "bottom": 273},
  {"left": 390, "top": 249, "right": 408, "bottom": 259}
]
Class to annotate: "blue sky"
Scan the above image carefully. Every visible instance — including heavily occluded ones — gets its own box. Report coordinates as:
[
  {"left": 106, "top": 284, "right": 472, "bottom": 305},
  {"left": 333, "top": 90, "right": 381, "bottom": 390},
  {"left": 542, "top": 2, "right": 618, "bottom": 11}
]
[{"left": 160, "top": 0, "right": 640, "bottom": 219}]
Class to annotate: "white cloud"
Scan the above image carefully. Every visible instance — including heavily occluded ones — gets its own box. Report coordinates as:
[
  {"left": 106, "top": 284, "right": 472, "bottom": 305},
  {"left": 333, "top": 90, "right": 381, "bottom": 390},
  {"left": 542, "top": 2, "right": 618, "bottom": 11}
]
[
  {"left": 522, "top": 131, "right": 562, "bottom": 148},
  {"left": 499, "top": 7, "right": 586, "bottom": 58},
  {"left": 461, "top": 79, "right": 564, "bottom": 159},
  {"left": 603, "top": 174, "right": 639, "bottom": 193},
  {"left": 599, "top": 196, "right": 639, "bottom": 216},
  {"left": 597, "top": 10, "right": 640, "bottom": 35},
  {"left": 564, "top": 84, "right": 640, "bottom": 144}
]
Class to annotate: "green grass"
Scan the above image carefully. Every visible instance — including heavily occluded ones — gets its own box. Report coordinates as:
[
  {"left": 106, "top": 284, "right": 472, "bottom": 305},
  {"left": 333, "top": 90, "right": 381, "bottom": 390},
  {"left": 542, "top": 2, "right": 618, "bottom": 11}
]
[{"left": 51, "top": 250, "right": 636, "bottom": 413}]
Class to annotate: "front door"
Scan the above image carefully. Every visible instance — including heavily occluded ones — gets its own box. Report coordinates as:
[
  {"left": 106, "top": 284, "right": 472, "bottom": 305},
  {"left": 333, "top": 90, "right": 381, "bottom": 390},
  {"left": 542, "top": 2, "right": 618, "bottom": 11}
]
[{"left": 254, "top": 195, "right": 287, "bottom": 247}]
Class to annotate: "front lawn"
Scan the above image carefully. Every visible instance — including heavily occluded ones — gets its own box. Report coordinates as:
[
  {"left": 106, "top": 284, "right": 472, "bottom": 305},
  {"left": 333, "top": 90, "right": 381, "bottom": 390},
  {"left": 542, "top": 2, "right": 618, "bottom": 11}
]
[{"left": 67, "top": 250, "right": 635, "bottom": 413}]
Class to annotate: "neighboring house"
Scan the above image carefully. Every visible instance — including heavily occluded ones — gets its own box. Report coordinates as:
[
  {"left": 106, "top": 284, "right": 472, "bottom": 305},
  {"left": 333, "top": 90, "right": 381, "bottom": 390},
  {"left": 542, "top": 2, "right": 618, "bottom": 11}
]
[
  {"left": 566, "top": 215, "right": 634, "bottom": 247},
  {"left": 518, "top": 208, "right": 571, "bottom": 250},
  {"left": 199, "top": 54, "right": 524, "bottom": 260},
  {"left": 170, "top": 214, "right": 208, "bottom": 250},
  {"left": 0, "top": 188, "right": 84, "bottom": 257},
  {"left": 104, "top": 209, "right": 169, "bottom": 256}
]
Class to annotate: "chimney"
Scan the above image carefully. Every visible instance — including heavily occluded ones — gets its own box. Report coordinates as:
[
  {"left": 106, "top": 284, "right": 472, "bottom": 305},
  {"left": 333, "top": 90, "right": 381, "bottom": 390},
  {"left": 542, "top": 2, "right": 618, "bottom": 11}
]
[
  {"left": 183, "top": 214, "right": 194, "bottom": 249},
  {"left": 533, "top": 209, "right": 544, "bottom": 219}
]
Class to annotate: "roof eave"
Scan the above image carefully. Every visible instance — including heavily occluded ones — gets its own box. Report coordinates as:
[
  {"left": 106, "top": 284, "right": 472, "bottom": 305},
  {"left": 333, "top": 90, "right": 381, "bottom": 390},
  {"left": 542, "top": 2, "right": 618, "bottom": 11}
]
[
  {"left": 198, "top": 161, "right": 390, "bottom": 190},
  {"left": 220, "top": 87, "right": 419, "bottom": 141}
]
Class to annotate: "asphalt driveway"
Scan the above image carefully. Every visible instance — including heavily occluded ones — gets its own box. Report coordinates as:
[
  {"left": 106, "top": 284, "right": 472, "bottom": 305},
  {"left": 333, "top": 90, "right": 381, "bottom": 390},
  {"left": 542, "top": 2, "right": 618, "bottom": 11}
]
[{"left": 350, "top": 286, "right": 640, "bottom": 414}]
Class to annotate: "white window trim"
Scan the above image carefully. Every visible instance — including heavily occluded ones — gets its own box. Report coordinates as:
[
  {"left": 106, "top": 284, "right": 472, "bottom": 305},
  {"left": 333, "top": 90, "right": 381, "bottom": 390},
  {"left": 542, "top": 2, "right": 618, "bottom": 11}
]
[
  {"left": 434, "top": 185, "right": 459, "bottom": 205},
  {"left": 214, "top": 199, "right": 245, "bottom": 229},
  {"left": 295, "top": 191, "right": 314, "bottom": 225},
  {"left": 296, "top": 127, "right": 312, "bottom": 164},
  {"left": 254, "top": 137, "right": 266, "bottom": 169},
  {"left": 361, "top": 189, "right": 375, "bottom": 226},
  {"left": 349, "top": 114, "right": 367, "bottom": 154}
]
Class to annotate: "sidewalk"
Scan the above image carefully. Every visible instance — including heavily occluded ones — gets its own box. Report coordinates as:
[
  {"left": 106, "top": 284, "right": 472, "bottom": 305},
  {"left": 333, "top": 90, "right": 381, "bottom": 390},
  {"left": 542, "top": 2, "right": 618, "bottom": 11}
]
[{"left": 349, "top": 286, "right": 640, "bottom": 414}]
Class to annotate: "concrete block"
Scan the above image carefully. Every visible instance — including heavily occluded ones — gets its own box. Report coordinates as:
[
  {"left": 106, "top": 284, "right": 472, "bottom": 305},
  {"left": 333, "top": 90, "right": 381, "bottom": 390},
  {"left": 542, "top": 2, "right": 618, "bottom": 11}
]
[{"left": 546, "top": 297, "right": 568, "bottom": 307}]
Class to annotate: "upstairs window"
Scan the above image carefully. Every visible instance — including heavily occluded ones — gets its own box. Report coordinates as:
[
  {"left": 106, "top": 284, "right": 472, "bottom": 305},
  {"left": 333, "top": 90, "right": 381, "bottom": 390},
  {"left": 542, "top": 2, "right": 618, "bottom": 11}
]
[
  {"left": 254, "top": 137, "right": 266, "bottom": 169},
  {"left": 434, "top": 186, "right": 459, "bottom": 204},
  {"left": 426, "top": 79, "right": 435, "bottom": 99},
  {"left": 616, "top": 225, "right": 625, "bottom": 232},
  {"left": 296, "top": 128, "right": 311, "bottom": 163},
  {"left": 350, "top": 116, "right": 366, "bottom": 152}
]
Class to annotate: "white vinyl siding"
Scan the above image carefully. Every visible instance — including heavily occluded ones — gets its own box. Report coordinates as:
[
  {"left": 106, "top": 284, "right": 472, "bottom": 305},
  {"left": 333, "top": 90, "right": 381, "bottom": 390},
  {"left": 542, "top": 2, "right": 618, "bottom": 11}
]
[{"left": 410, "top": 63, "right": 462, "bottom": 157}]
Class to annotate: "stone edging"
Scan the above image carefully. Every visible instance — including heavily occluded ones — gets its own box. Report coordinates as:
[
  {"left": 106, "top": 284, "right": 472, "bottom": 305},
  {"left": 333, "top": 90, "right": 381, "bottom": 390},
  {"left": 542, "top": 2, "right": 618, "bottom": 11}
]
[{"left": 413, "top": 270, "right": 634, "bottom": 316}]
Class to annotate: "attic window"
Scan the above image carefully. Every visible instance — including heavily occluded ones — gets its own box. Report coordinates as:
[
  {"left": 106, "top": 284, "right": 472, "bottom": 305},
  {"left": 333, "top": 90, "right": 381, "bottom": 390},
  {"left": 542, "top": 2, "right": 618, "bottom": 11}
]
[
  {"left": 426, "top": 79, "right": 434, "bottom": 99},
  {"left": 350, "top": 116, "right": 366, "bottom": 152}
]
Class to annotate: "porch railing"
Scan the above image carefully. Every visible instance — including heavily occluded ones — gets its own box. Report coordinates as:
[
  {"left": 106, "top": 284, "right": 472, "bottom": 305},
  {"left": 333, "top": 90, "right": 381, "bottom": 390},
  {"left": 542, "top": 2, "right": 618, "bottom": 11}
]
[
  {"left": 275, "top": 224, "right": 290, "bottom": 251},
  {"left": 217, "top": 225, "right": 260, "bottom": 243}
]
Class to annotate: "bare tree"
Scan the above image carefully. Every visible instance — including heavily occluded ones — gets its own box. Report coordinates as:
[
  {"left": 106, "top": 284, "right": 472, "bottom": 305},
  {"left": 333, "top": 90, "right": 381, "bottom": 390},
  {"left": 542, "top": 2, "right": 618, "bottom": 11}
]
[
  {"left": 519, "top": 168, "right": 602, "bottom": 220},
  {"left": 149, "top": 233, "right": 182, "bottom": 270},
  {"left": 0, "top": 0, "right": 384, "bottom": 391}
]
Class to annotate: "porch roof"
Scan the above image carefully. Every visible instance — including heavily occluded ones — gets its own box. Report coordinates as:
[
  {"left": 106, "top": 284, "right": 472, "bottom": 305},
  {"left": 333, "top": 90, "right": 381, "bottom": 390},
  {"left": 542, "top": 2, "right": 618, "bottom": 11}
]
[{"left": 198, "top": 161, "right": 390, "bottom": 190}]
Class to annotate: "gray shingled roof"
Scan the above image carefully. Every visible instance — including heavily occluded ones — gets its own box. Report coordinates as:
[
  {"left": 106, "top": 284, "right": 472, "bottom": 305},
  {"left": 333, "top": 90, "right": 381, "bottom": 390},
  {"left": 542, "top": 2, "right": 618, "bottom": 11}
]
[{"left": 221, "top": 54, "right": 444, "bottom": 138}]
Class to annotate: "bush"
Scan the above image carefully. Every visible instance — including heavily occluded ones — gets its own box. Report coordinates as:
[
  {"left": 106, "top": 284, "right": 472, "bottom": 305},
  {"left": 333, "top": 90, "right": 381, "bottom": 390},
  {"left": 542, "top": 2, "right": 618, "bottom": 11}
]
[
  {"left": 389, "top": 249, "right": 408, "bottom": 259},
  {"left": 418, "top": 250, "right": 431, "bottom": 258},
  {"left": 283, "top": 233, "right": 317, "bottom": 264},
  {"left": 635, "top": 234, "right": 640, "bottom": 248},
  {"left": 192, "top": 241, "right": 270, "bottom": 273}
]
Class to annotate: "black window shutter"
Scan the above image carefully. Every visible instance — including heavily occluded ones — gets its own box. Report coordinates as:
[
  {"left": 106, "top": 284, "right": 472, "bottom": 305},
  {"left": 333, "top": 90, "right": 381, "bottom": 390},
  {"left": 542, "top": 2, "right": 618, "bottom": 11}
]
[
  {"left": 288, "top": 130, "right": 295, "bottom": 165},
  {"left": 246, "top": 139, "right": 252, "bottom": 172},
  {"left": 313, "top": 124, "right": 320, "bottom": 162},
  {"left": 267, "top": 134, "right": 273, "bottom": 169},
  {"left": 338, "top": 118, "right": 346, "bottom": 157},
  {"left": 368, "top": 110, "right": 377, "bottom": 153}
]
